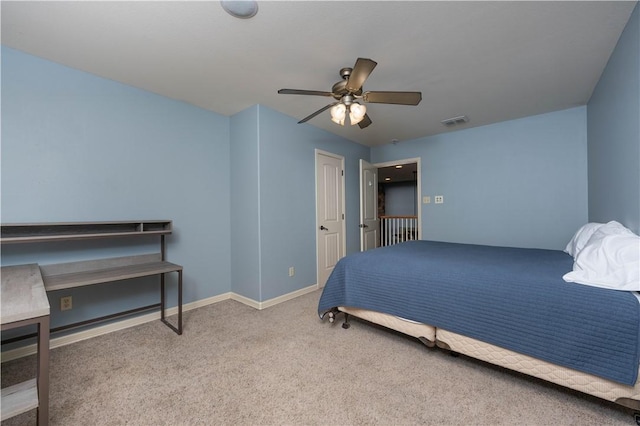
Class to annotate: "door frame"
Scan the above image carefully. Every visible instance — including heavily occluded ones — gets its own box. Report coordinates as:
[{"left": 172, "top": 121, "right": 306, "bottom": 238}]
[
  {"left": 372, "top": 157, "right": 422, "bottom": 240},
  {"left": 359, "top": 159, "right": 380, "bottom": 251},
  {"left": 315, "top": 149, "right": 347, "bottom": 288}
]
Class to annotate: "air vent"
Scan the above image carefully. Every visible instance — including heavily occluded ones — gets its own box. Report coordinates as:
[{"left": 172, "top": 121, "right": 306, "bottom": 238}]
[{"left": 441, "top": 115, "right": 469, "bottom": 127}]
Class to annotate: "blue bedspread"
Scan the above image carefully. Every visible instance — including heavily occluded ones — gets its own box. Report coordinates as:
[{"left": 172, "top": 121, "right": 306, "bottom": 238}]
[{"left": 318, "top": 240, "right": 640, "bottom": 385}]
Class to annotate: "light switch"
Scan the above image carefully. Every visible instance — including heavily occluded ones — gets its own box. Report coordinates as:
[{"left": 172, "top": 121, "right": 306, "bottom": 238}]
[{"left": 423, "top": 196, "right": 431, "bottom": 204}]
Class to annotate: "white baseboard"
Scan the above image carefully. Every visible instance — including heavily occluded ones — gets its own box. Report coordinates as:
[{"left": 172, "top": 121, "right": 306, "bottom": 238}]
[
  {"left": 230, "top": 284, "right": 318, "bottom": 310},
  {"left": 1, "top": 285, "right": 318, "bottom": 362}
]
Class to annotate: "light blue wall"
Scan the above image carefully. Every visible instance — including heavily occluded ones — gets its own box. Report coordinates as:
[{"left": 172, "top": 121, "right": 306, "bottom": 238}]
[
  {"left": 229, "top": 105, "right": 369, "bottom": 302},
  {"left": 257, "top": 106, "right": 369, "bottom": 300},
  {"left": 1, "top": 47, "right": 231, "bottom": 328},
  {"left": 371, "top": 107, "right": 589, "bottom": 250},
  {"left": 230, "top": 106, "right": 262, "bottom": 301},
  {"left": 587, "top": 3, "right": 640, "bottom": 234}
]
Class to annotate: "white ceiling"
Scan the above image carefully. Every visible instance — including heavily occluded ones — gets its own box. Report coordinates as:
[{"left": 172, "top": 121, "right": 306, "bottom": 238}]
[{"left": 1, "top": 1, "right": 637, "bottom": 147}]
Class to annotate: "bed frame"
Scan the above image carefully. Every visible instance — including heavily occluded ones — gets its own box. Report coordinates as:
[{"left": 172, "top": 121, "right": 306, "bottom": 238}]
[{"left": 331, "top": 306, "right": 640, "bottom": 414}]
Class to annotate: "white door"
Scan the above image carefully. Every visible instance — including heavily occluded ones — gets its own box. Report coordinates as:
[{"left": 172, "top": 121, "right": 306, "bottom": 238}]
[
  {"left": 316, "top": 151, "right": 345, "bottom": 287},
  {"left": 360, "top": 159, "right": 379, "bottom": 251}
]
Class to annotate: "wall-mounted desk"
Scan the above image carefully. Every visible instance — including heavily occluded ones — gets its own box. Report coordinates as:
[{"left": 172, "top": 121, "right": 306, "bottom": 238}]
[{"left": 1, "top": 220, "right": 183, "bottom": 336}]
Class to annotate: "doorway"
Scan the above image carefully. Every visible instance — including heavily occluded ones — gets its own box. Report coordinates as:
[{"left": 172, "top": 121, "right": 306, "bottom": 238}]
[
  {"left": 315, "top": 150, "right": 346, "bottom": 287},
  {"left": 359, "top": 158, "right": 421, "bottom": 250}
]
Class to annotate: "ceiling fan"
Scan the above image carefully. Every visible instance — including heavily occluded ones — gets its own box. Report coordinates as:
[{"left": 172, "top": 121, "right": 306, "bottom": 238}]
[{"left": 278, "top": 58, "right": 422, "bottom": 129}]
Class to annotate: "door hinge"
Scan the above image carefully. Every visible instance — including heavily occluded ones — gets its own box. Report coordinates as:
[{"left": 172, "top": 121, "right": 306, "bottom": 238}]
[
  {"left": 342, "top": 214, "right": 344, "bottom": 220},
  {"left": 341, "top": 170, "right": 344, "bottom": 176}
]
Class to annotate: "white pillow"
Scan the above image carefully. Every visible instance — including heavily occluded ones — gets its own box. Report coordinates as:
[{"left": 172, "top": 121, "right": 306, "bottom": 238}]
[
  {"left": 595, "top": 220, "right": 635, "bottom": 237},
  {"left": 563, "top": 222, "right": 640, "bottom": 291},
  {"left": 564, "top": 222, "right": 604, "bottom": 258}
]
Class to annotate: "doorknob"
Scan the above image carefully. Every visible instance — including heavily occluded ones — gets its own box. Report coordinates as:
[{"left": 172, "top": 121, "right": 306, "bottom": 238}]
[
  {"left": 359, "top": 224, "right": 369, "bottom": 228},
  {"left": 320, "top": 225, "right": 328, "bottom": 231}
]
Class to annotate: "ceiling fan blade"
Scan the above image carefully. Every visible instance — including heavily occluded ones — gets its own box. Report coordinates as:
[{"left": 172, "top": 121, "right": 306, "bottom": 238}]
[
  {"left": 363, "top": 91, "right": 422, "bottom": 105},
  {"left": 278, "top": 89, "right": 333, "bottom": 97},
  {"left": 357, "top": 114, "right": 372, "bottom": 129},
  {"left": 298, "top": 103, "right": 337, "bottom": 124},
  {"left": 346, "top": 58, "right": 377, "bottom": 93}
]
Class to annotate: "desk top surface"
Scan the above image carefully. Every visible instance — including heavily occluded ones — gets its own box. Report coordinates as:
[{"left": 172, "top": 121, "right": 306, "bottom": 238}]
[{"left": 1, "top": 264, "right": 50, "bottom": 324}]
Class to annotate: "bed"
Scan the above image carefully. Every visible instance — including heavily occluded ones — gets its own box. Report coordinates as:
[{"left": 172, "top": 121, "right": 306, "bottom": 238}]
[{"left": 317, "top": 223, "right": 640, "bottom": 411}]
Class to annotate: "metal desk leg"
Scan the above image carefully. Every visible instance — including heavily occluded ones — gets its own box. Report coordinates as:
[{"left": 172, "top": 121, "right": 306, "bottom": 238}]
[
  {"left": 37, "top": 315, "right": 49, "bottom": 425},
  {"left": 160, "top": 273, "right": 166, "bottom": 322},
  {"left": 177, "top": 269, "right": 182, "bottom": 334},
  {"left": 160, "top": 270, "right": 183, "bottom": 335}
]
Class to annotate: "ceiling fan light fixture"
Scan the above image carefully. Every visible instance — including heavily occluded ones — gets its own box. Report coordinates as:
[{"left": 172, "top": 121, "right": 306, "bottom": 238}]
[
  {"left": 330, "top": 103, "right": 346, "bottom": 126},
  {"left": 349, "top": 103, "right": 367, "bottom": 125},
  {"left": 277, "top": 58, "right": 422, "bottom": 130}
]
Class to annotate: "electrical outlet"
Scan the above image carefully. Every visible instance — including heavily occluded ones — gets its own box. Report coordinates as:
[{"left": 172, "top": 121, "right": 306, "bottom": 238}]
[
  {"left": 60, "top": 296, "right": 72, "bottom": 311},
  {"left": 435, "top": 195, "right": 444, "bottom": 204},
  {"left": 289, "top": 267, "right": 295, "bottom": 277}
]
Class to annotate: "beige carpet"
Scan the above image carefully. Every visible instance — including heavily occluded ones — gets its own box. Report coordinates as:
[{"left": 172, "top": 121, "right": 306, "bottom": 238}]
[{"left": 1, "top": 290, "right": 633, "bottom": 425}]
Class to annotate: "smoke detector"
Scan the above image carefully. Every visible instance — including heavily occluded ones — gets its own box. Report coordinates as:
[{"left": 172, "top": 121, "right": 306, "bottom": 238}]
[{"left": 221, "top": 1, "right": 259, "bottom": 19}]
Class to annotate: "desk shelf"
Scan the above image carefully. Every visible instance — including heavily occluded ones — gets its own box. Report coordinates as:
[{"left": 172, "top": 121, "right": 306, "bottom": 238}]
[
  {"left": 41, "top": 256, "right": 183, "bottom": 291},
  {"left": 1, "top": 379, "right": 39, "bottom": 421},
  {"left": 0, "top": 220, "right": 172, "bottom": 244}
]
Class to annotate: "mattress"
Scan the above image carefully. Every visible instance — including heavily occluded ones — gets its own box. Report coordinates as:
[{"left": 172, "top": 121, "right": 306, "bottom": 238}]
[
  {"left": 436, "top": 328, "right": 640, "bottom": 409},
  {"left": 338, "top": 306, "right": 640, "bottom": 409}
]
